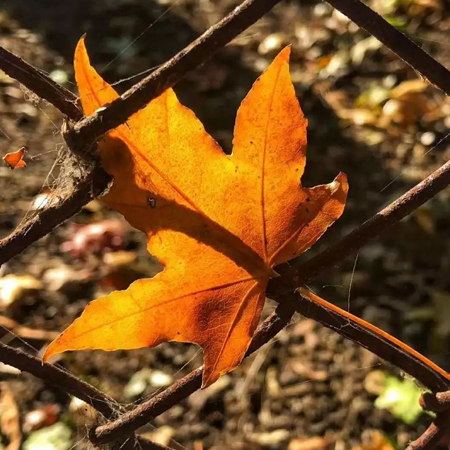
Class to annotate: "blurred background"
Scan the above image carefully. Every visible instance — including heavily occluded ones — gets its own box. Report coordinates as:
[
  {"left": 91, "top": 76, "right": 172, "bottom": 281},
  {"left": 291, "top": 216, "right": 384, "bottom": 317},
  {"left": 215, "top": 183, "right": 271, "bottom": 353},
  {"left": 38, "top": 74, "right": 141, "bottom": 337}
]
[{"left": 1, "top": 0, "right": 450, "bottom": 449}]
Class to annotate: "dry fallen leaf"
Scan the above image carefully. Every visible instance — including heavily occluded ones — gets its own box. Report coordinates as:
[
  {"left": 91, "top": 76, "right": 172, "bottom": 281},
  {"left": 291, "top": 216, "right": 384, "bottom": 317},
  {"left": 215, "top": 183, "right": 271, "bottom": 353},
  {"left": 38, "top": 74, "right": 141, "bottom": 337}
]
[
  {"left": 351, "top": 430, "right": 395, "bottom": 450},
  {"left": 0, "top": 383, "right": 22, "bottom": 450},
  {"left": 288, "top": 437, "right": 328, "bottom": 450},
  {"left": 60, "top": 219, "right": 126, "bottom": 259},
  {"left": 44, "top": 38, "right": 348, "bottom": 387},
  {"left": 23, "top": 405, "right": 60, "bottom": 433},
  {"left": 3, "top": 147, "right": 26, "bottom": 169},
  {"left": 0, "top": 274, "right": 42, "bottom": 310},
  {"left": 380, "top": 79, "right": 431, "bottom": 128}
]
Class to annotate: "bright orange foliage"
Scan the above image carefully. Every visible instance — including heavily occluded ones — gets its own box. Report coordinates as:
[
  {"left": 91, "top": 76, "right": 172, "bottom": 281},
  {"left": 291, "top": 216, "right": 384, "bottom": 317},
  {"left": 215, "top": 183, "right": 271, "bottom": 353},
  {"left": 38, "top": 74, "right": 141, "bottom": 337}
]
[
  {"left": 44, "top": 38, "right": 348, "bottom": 387},
  {"left": 3, "top": 147, "right": 26, "bottom": 169}
]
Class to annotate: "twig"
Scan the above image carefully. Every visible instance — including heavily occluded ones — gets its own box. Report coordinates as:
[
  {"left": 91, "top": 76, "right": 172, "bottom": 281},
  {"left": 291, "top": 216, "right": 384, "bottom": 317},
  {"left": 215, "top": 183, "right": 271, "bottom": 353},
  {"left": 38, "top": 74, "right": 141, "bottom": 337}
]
[
  {"left": 405, "top": 415, "right": 450, "bottom": 450},
  {"left": 92, "top": 303, "right": 295, "bottom": 444},
  {"left": 64, "top": 0, "right": 283, "bottom": 153},
  {"left": 3, "top": 0, "right": 450, "bottom": 275},
  {"left": 420, "top": 391, "right": 450, "bottom": 413},
  {"left": 65, "top": 0, "right": 450, "bottom": 154},
  {"left": 2, "top": 0, "right": 450, "bottom": 273},
  {"left": 326, "top": 0, "right": 450, "bottom": 96},
  {"left": 0, "top": 46, "right": 82, "bottom": 120},
  {"left": 0, "top": 46, "right": 112, "bottom": 267},
  {"left": 296, "top": 296, "right": 450, "bottom": 450},
  {"left": 411, "top": 393, "right": 450, "bottom": 450},
  {"left": 0, "top": 342, "right": 118, "bottom": 418}
]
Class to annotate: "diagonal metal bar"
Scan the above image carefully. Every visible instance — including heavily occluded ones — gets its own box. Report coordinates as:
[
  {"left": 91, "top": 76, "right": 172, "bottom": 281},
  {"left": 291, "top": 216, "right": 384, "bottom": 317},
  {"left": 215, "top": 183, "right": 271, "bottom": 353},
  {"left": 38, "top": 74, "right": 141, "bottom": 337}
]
[
  {"left": 327, "top": 0, "right": 450, "bottom": 95},
  {"left": 0, "top": 46, "right": 82, "bottom": 119},
  {"left": 0, "top": 342, "right": 118, "bottom": 417},
  {"left": 0, "top": 342, "right": 172, "bottom": 450}
]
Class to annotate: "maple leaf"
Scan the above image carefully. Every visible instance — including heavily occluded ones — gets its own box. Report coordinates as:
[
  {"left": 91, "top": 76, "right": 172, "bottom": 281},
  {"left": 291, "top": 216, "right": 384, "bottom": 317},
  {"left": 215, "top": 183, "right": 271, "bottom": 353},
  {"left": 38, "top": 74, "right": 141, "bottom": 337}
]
[{"left": 44, "top": 38, "right": 348, "bottom": 387}]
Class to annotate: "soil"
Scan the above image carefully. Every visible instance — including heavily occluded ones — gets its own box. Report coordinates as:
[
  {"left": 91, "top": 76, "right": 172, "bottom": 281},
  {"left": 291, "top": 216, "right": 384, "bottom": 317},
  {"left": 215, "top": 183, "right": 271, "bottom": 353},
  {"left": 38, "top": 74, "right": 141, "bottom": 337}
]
[{"left": 1, "top": 0, "right": 450, "bottom": 449}]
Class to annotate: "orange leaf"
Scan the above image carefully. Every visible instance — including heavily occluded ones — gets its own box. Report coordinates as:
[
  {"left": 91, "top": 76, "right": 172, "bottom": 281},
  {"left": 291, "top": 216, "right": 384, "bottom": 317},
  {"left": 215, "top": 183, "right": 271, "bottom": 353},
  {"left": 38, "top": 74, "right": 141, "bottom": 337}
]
[
  {"left": 3, "top": 147, "right": 26, "bottom": 169},
  {"left": 44, "top": 38, "right": 348, "bottom": 387}
]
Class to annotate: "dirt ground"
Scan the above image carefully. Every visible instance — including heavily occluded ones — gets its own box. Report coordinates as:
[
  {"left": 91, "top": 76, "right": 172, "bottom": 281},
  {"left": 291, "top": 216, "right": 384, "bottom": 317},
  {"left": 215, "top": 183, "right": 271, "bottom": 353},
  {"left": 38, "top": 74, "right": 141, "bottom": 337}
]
[{"left": 1, "top": 0, "right": 450, "bottom": 449}]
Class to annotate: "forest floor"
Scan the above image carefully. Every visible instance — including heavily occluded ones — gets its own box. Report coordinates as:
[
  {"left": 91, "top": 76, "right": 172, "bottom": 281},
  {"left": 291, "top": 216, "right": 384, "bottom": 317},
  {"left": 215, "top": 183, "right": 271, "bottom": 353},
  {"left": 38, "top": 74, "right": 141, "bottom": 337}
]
[{"left": 1, "top": 0, "right": 450, "bottom": 449}]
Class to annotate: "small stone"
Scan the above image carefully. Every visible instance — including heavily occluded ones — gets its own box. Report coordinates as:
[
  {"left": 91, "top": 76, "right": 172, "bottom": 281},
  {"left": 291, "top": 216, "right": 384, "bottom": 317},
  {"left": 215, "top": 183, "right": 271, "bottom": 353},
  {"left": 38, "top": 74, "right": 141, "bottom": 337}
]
[
  {"left": 258, "top": 34, "right": 286, "bottom": 55},
  {"left": 288, "top": 437, "right": 327, "bottom": 450},
  {"left": 249, "top": 430, "right": 290, "bottom": 447},
  {"left": 364, "top": 370, "right": 386, "bottom": 395},
  {"left": 144, "top": 426, "right": 176, "bottom": 447},
  {"left": 23, "top": 405, "right": 60, "bottom": 433},
  {"left": 420, "top": 131, "right": 435, "bottom": 146},
  {"left": 0, "top": 275, "right": 42, "bottom": 309},
  {"left": 313, "top": 3, "right": 331, "bottom": 16},
  {"left": 149, "top": 370, "right": 173, "bottom": 388},
  {"left": 124, "top": 369, "right": 172, "bottom": 399},
  {"left": 49, "top": 70, "right": 69, "bottom": 86},
  {"left": 43, "top": 266, "right": 91, "bottom": 294},
  {"left": 23, "top": 423, "right": 72, "bottom": 450}
]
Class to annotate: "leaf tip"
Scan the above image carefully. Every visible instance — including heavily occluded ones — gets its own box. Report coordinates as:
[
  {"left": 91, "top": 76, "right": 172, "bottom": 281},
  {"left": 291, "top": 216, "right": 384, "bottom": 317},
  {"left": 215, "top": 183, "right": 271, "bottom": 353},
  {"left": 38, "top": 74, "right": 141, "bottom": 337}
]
[
  {"left": 201, "top": 368, "right": 221, "bottom": 389},
  {"left": 43, "top": 333, "right": 68, "bottom": 363},
  {"left": 76, "top": 34, "right": 88, "bottom": 53},
  {"left": 273, "top": 45, "right": 292, "bottom": 67},
  {"left": 74, "top": 34, "right": 91, "bottom": 93},
  {"left": 334, "top": 172, "right": 349, "bottom": 193},
  {"left": 74, "top": 32, "right": 119, "bottom": 115},
  {"left": 42, "top": 347, "right": 54, "bottom": 364}
]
